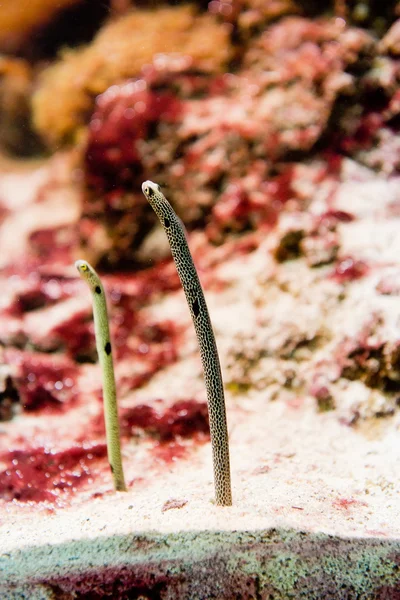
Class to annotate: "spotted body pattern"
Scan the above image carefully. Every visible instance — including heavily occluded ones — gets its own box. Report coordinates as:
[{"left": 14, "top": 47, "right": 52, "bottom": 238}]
[
  {"left": 75, "top": 260, "right": 126, "bottom": 492},
  {"left": 141, "top": 181, "right": 232, "bottom": 506}
]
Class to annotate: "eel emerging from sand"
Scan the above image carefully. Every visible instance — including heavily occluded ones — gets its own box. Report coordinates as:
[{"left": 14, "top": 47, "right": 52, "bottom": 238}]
[
  {"left": 141, "top": 181, "right": 232, "bottom": 506},
  {"left": 75, "top": 259, "right": 126, "bottom": 492}
]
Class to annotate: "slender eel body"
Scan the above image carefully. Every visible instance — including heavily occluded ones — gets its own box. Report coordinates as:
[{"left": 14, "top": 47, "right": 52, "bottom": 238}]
[
  {"left": 75, "top": 260, "right": 126, "bottom": 492},
  {"left": 141, "top": 181, "right": 232, "bottom": 506}
]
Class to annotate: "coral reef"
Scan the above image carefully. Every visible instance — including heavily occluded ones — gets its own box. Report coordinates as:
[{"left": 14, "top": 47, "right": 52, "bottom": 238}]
[
  {"left": 76, "top": 13, "right": 385, "bottom": 266},
  {"left": 32, "top": 5, "right": 232, "bottom": 144}
]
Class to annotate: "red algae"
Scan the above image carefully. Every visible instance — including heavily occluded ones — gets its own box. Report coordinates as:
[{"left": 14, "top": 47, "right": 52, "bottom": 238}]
[
  {"left": 26, "top": 226, "right": 77, "bottom": 270},
  {"left": 318, "top": 210, "right": 355, "bottom": 227},
  {"left": 211, "top": 167, "right": 297, "bottom": 237},
  {"left": 120, "top": 399, "right": 209, "bottom": 441},
  {"left": 104, "top": 271, "right": 182, "bottom": 365},
  {"left": 115, "top": 317, "right": 179, "bottom": 371},
  {"left": 107, "top": 260, "right": 180, "bottom": 300},
  {"left": 116, "top": 362, "right": 167, "bottom": 395},
  {"left": 319, "top": 152, "right": 343, "bottom": 180},
  {"left": 109, "top": 280, "right": 179, "bottom": 359},
  {"left": 89, "top": 399, "right": 209, "bottom": 466},
  {"left": 29, "top": 226, "right": 75, "bottom": 254},
  {"left": 341, "top": 112, "right": 385, "bottom": 154},
  {"left": 212, "top": 182, "right": 253, "bottom": 231},
  {"left": 333, "top": 497, "right": 367, "bottom": 510},
  {"left": 52, "top": 263, "right": 181, "bottom": 363},
  {"left": 8, "top": 351, "right": 79, "bottom": 413},
  {"left": 51, "top": 309, "right": 96, "bottom": 361},
  {"left": 330, "top": 257, "right": 369, "bottom": 283},
  {"left": 3, "top": 272, "right": 80, "bottom": 319},
  {"left": 338, "top": 320, "right": 400, "bottom": 392},
  {"left": 85, "top": 82, "right": 183, "bottom": 194},
  {"left": 6, "top": 288, "right": 50, "bottom": 316},
  {"left": 260, "top": 167, "right": 298, "bottom": 228},
  {"left": 152, "top": 440, "right": 189, "bottom": 465},
  {"left": 0, "top": 444, "right": 107, "bottom": 502},
  {"left": 265, "top": 168, "right": 296, "bottom": 206}
]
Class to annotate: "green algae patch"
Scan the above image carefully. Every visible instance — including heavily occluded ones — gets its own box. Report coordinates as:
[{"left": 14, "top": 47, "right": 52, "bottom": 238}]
[
  {"left": 226, "top": 530, "right": 400, "bottom": 598},
  {"left": 230, "top": 550, "right": 312, "bottom": 597},
  {"left": 263, "top": 552, "right": 312, "bottom": 595},
  {"left": 320, "top": 545, "right": 400, "bottom": 594}
]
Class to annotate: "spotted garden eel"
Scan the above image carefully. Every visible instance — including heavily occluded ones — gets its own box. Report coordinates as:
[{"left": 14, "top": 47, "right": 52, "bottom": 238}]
[
  {"left": 75, "top": 260, "right": 126, "bottom": 492},
  {"left": 141, "top": 181, "right": 232, "bottom": 506}
]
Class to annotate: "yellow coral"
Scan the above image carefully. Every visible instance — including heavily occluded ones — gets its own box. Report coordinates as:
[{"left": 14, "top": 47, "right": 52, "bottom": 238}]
[
  {"left": 32, "top": 5, "right": 233, "bottom": 145},
  {"left": 0, "top": 0, "right": 81, "bottom": 51}
]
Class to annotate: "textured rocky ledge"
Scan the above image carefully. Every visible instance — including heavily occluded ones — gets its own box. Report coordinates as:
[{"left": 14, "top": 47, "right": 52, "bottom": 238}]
[{"left": 2, "top": 529, "right": 400, "bottom": 599}]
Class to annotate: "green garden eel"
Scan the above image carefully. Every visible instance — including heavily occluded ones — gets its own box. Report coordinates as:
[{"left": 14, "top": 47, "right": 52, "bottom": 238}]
[
  {"left": 141, "top": 181, "right": 232, "bottom": 506},
  {"left": 75, "top": 260, "right": 126, "bottom": 492}
]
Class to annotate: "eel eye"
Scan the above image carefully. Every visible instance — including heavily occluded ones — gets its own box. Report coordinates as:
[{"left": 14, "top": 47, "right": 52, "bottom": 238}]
[
  {"left": 81, "top": 264, "right": 88, "bottom": 271},
  {"left": 144, "top": 186, "right": 149, "bottom": 195}
]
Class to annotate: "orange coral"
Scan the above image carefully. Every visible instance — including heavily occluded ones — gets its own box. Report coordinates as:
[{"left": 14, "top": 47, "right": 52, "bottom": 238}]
[
  {"left": 32, "top": 5, "right": 233, "bottom": 145},
  {"left": 0, "top": 0, "right": 81, "bottom": 52}
]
